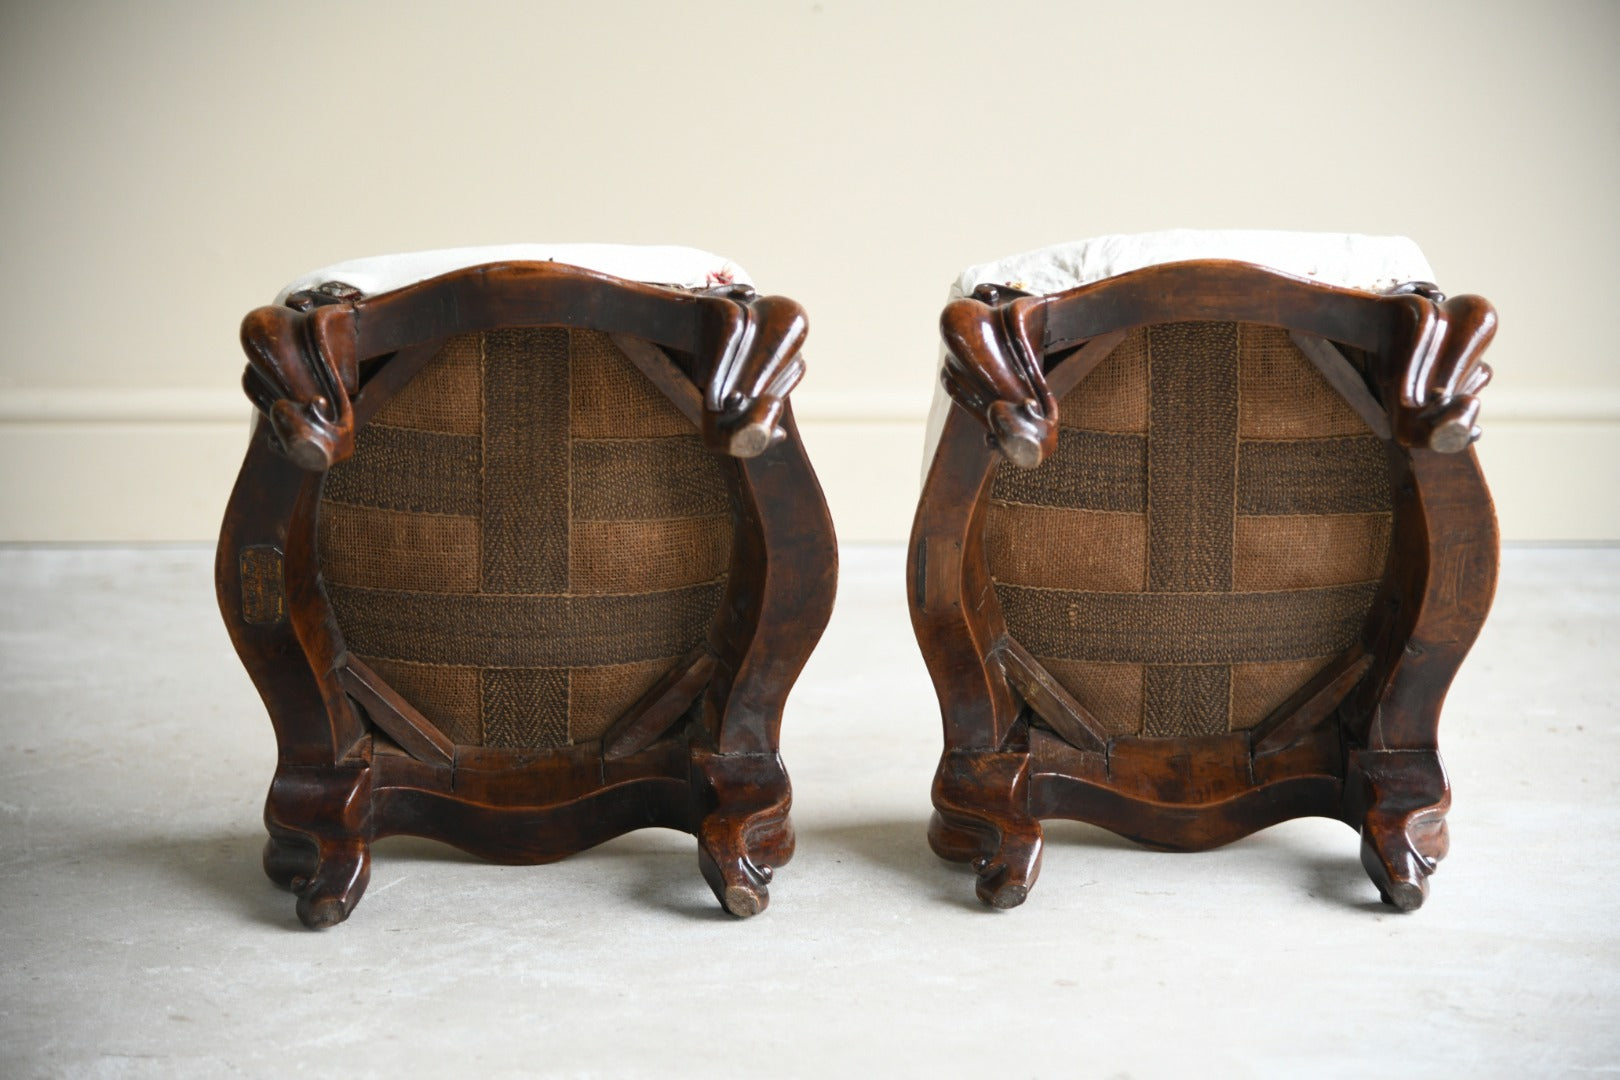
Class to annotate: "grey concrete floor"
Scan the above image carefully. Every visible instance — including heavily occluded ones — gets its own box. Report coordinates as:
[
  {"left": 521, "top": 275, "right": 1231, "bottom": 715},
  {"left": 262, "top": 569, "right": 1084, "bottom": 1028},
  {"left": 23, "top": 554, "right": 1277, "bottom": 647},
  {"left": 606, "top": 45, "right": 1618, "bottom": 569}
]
[{"left": 1, "top": 544, "right": 1617, "bottom": 1078}]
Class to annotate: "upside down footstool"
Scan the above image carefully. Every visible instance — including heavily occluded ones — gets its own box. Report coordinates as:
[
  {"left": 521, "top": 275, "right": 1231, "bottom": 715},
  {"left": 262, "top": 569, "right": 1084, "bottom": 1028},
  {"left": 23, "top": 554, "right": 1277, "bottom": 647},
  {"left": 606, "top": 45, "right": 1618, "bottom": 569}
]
[
  {"left": 910, "top": 230, "right": 1498, "bottom": 911},
  {"left": 218, "top": 244, "right": 837, "bottom": 927}
]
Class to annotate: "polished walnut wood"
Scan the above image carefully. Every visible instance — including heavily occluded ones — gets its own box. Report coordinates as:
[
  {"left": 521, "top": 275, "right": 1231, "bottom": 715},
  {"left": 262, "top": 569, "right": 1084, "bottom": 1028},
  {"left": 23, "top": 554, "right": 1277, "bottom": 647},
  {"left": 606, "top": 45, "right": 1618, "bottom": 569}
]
[
  {"left": 219, "top": 262, "right": 837, "bottom": 927},
  {"left": 911, "top": 261, "right": 1498, "bottom": 911}
]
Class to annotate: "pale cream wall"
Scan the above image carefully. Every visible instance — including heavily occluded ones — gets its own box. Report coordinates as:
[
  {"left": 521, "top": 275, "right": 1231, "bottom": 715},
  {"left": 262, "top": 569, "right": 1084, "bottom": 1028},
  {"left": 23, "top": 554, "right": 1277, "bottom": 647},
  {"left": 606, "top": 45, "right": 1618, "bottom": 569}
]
[{"left": 2, "top": 1, "right": 1615, "bottom": 541}]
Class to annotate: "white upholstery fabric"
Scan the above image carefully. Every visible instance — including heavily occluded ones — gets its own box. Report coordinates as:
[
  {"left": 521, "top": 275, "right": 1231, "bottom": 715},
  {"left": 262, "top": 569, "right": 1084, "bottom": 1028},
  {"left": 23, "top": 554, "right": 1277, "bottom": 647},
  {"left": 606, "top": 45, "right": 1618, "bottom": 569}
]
[
  {"left": 923, "top": 230, "right": 1434, "bottom": 479},
  {"left": 274, "top": 243, "right": 752, "bottom": 303},
  {"left": 952, "top": 229, "right": 1434, "bottom": 300}
]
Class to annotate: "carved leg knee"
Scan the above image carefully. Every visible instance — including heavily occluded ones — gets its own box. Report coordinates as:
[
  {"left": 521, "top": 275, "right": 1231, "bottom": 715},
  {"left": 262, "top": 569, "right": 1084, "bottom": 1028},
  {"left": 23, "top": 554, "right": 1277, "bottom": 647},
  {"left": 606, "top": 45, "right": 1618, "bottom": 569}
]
[
  {"left": 692, "top": 749, "right": 792, "bottom": 917},
  {"left": 1349, "top": 749, "right": 1450, "bottom": 912},
  {"left": 931, "top": 750, "right": 1043, "bottom": 909},
  {"left": 263, "top": 765, "right": 374, "bottom": 929}
]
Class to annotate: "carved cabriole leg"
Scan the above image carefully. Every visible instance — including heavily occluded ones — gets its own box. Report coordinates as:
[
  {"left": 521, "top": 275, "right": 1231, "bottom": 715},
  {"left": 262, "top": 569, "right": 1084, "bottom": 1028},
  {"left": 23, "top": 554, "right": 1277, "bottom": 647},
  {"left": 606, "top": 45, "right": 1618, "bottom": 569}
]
[
  {"left": 669, "top": 405, "right": 825, "bottom": 917},
  {"left": 1347, "top": 443, "right": 1496, "bottom": 911},
  {"left": 690, "top": 747, "right": 793, "bottom": 917},
  {"left": 263, "top": 763, "right": 374, "bottom": 929},
  {"left": 217, "top": 432, "right": 365, "bottom": 767},
  {"left": 909, "top": 411, "right": 1021, "bottom": 753},
  {"left": 1336, "top": 285, "right": 1496, "bottom": 911},
  {"left": 929, "top": 748, "right": 1043, "bottom": 909},
  {"left": 705, "top": 410, "right": 838, "bottom": 758},
  {"left": 911, "top": 404, "right": 1032, "bottom": 907}
]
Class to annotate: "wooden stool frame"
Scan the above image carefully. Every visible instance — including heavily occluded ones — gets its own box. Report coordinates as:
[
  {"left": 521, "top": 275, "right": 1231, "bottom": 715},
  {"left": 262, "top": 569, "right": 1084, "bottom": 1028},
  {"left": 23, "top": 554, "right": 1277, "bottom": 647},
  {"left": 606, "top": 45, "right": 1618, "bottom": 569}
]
[
  {"left": 217, "top": 262, "right": 837, "bottom": 927},
  {"left": 910, "top": 262, "right": 1497, "bottom": 911}
]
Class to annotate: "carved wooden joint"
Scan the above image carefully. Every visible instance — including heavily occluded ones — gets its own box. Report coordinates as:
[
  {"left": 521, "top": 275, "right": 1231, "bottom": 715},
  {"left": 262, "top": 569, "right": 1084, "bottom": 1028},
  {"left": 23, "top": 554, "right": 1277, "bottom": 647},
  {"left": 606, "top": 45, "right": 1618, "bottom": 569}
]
[
  {"left": 696, "top": 286, "right": 808, "bottom": 459},
  {"left": 240, "top": 299, "right": 360, "bottom": 471},
  {"left": 1381, "top": 284, "right": 1496, "bottom": 454},
  {"left": 939, "top": 286, "right": 1055, "bottom": 467}
]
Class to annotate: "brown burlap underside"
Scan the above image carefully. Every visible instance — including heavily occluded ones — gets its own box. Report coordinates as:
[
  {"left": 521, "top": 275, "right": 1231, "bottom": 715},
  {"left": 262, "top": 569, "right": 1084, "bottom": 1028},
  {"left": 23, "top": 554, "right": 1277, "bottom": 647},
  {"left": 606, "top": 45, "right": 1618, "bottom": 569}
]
[
  {"left": 1061, "top": 329, "right": 1149, "bottom": 433},
  {"left": 984, "top": 504, "right": 1145, "bottom": 592},
  {"left": 357, "top": 655, "right": 482, "bottom": 746},
  {"left": 570, "top": 331, "right": 692, "bottom": 438},
  {"left": 318, "top": 329, "right": 730, "bottom": 749},
  {"left": 372, "top": 334, "right": 483, "bottom": 434},
  {"left": 1230, "top": 656, "right": 1336, "bottom": 729},
  {"left": 984, "top": 321, "right": 1391, "bottom": 737},
  {"left": 1035, "top": 658, "right": 1144, "bottom": 736},
  {"left": 569, "top": 657, "right": 681, "bottom": 742},
  {"left": 570, "top": 516, "right": 732, "bottom": 594},
  {"left": 1233, "top": 513, "right": 1390, "bottom": 591},
  {"left": 1239, "top": 325, "right": 1367, "bottom": 439},
  {"left": 318, "top": 502, "right": 480, "bottom": 594}
]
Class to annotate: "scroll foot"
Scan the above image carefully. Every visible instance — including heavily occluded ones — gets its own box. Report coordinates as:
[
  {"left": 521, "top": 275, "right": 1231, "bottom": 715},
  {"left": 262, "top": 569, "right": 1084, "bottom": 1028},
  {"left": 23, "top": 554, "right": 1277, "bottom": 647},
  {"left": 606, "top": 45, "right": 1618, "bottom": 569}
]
[
  {"left": 930, "top": 749, "right": 1043, "bottom": 909},
  {"left": 696, "top": 829, "right": 774, "bottom": 918},
  {"left": 292, "top": 837, "right": 371, "bottom": 929},
  {"left": 1347, "top": 749, "right": 1450, "bottom": 912},
  {"left": 930, "top": 805, "right": 1044, "bottom": 909},
  {"left": 263, "top": 764, "right": 374, "bottom": 929},
  {"left": 692, "top": 749, "right": 793, "bottom": 917}
]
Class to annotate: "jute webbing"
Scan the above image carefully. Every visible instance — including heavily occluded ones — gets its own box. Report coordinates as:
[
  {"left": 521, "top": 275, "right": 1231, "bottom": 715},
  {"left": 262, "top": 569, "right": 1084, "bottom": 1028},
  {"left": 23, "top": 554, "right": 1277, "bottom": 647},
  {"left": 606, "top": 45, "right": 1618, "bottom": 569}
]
[
  {"left": 984, "top": 322, "right": 1392, "bottom": 736},
  {"left": 319, "top": 329, "right": 730, "bottom": 748}
]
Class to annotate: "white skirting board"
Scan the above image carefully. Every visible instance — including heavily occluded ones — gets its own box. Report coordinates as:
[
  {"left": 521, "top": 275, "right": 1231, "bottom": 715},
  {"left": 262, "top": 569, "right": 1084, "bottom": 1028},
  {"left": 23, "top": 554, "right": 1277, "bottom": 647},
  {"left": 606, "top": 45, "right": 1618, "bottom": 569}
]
[{"left": 1, "top": 387, "right": 1616, "bottom": 542}]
